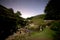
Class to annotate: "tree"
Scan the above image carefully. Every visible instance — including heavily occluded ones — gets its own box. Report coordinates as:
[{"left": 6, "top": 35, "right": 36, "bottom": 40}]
[
  {"left": 0, "top": 4, "right": 27, "bottom": 40},
  {"left": 0, "top": 5, "right": 18, "bottom": 40},
  {"left": 44, "top": 0, "right": 60, "bottom": 20},
  {"left": 9, "top": 8, "right": 14, "bottom": 13},
  {"left": 15, "top": 11, "right": 26, "bottom": 28},
  {"left": 44, "top": 0, "right": 60, "bottom": 40},
  {"left": 15, "top": 11, "right": 21, "bottom": 16}
]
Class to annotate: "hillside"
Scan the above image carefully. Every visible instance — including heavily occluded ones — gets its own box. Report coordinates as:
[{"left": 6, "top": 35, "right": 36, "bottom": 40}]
[{"left": 27, "top": 14, "right": 46, "bottom": 25}]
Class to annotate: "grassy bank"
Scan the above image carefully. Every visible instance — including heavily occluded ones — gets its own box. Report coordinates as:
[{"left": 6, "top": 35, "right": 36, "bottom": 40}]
[{"left": 30, "top": 27, "right": 56, "bottom": 39}]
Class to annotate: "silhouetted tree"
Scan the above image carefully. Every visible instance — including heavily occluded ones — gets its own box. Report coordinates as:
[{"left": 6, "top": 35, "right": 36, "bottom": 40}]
[
  {"left": 15, "top": 11, "right": 26, "bottom": 28},
  {"left": 44, "top": 0, "right": 60, "bottom": 20},
  {"left": 44, "top": 0, "right": 60, "bottom": 40},
  {"left": 0, "top": 5, "right": 27, "bottom": 40},
  {"left": 0, "top": 5, "right": 26, "bottom": 40},
  {"left": 9, "top": 8, "right": 14, "bottom": 13},
  {"left": 0, "top": 5, "right": 18, "bottom": 40}
]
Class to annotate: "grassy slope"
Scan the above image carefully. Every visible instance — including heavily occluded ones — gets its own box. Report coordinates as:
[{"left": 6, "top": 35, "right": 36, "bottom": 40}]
[
  {"left": 27, "top": 14, "right": 55, "bottom": 40},
  {"left": 30, "top": 14, "right": 45, "bottom": 25},
  {"left": 31, "top": 27, "right": 55, "bottom": 39}
]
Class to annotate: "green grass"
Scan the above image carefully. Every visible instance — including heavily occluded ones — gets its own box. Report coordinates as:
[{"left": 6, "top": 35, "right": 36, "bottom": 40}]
[{"left": 30, "top": 27, "right": 56, "bottom": 39}]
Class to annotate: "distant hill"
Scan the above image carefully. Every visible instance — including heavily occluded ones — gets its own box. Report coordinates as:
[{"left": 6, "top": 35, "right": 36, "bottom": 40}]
[{"left": 27, "top": 14, "right": 46, "bottom": 25}]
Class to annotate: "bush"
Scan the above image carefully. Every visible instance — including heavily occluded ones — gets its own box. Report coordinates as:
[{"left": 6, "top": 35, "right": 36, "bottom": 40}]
[
  {"left": 50, "top": 21, "right": 60, "bottom": 40},
  {"left": 50, "top": 21, "right": 60, "bottom": 32}
]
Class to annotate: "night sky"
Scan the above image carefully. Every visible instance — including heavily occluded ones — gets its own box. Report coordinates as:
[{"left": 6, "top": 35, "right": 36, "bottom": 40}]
[{"left": 0, "top": 0, "right": 49, "bottom": 18}]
